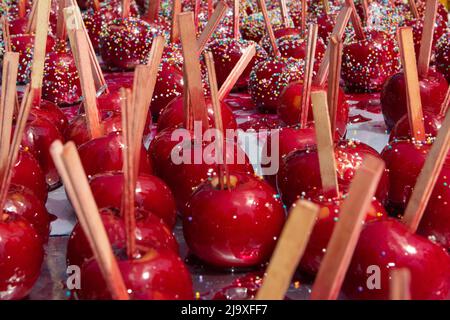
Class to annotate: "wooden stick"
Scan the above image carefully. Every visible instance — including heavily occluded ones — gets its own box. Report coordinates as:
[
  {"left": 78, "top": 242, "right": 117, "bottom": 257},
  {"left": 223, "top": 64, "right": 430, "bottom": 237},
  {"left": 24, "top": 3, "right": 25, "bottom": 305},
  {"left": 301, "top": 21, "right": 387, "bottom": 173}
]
[
  {"left": 345, "top": 0, "right": 365, "bottom": 40},
  {"left": 170, "top": 0, "right": 182, "bottom": 43},
  {"left": 1, "top": 16, "right": 11, "bottom": 52},
  {"left": 417, "top": 0, "right": 438, "bottom": 77},
  {"left": 408, "top": 0, "right": 419, "bottom": 18},
  {"left": 25, "top": 0, "right": 38, "bottom": 33},
  {"left": 145, "top": 0, "right": 160, "bottom": 22},
  {"left": 122, "top": 0, "right": 131, "bottom": 18},
  {"left": 278, "top": 0, "right": 290, "bottom": 27},
  {"left": 178, "top": 12, "right": 209, "bottom": 129},
  {"left": 398, "top": 27, "right": 425, "bottom": 142},
  {"left": 0, "top": 86, "right": 34, "bottom": 208},
  {"left": 257, "top": 0, "right": 280, "bottom": 56},
  {"left": 310, "top": 155, "right": 385, "bottom": 300},
  {"left": 135, "top": 36, "right": 165, "bottom": 172},
  {"left": 53, "top": 141, "right": 129, "bottom": 300},
  {"left": 390, "top": 269, "right": 411, "bottom": 300},
  {"left": 120, "top": 88, "right": 137, "bottom": 259},
  {"left": 64, "top": 5, "right": 108, "bottom": 94},
  {"left": 299, "top": 24, "right": 318, "bottom": 129},
  {"left": 439, "top": 86, "right": 450, "bottom": 116},
  {"left": 71, "top": 29, "right": 102, "bottom": 139},
  {"left": 196, "top": 1, "right": 228, "bottom": 54},
  {"left": 322, "top": 0, "right": 330, "bottom": 14},
  {"left": 256, "top": 200, "right": 319, "bottom": 300},
  {"left": 29, "top": 0, "right": 52, "bottom": 103},
  {"left": 56, "top": 0, "right": 67, "bottom": 40},
  {"left": 311, "top": 90, "right": 339, "bottom": 197},
  {"left": 402, "top": 107, "right": 450, "bottom": 232},
  {"left": 233, "top": 0, "right": 239, "bottom": 40},
  {"left": 217, "top": 44, "right": 256, "bottom": 101},
  {"left": 207, "top": 0, "right": 213, "bottom": 18},
  {"left": 314, "top": 6, "right": 352, "bottom": 86},
  {"left": 18, "top": 0, "right": 27, "bottom": 18},
  {"left": 194, "top": 0, "right": 200, "bottom": 30},
  {"left": 327, "top": 36, "right": 343, "bottom": 135},
  {"left": 301, "top": 0, "right": 307, "bottom": 34},
  {"left": 92, "top": 0, "right": 100, "bottom": 11},
  {"left": 0, "top": 53, "right": 19, "bottom": 183},
  {"left": 204, "top": 51, "right": 229, "bottom": 189},
  {"left": 183, "top": 70, "right": 193, "bottom": 131}
]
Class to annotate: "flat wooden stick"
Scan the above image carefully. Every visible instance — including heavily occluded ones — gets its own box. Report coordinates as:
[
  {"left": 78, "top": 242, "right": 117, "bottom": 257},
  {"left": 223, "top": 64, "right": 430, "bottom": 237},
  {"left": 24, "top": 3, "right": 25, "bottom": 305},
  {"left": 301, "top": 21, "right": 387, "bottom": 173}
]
[
  {"left": 409, "top": 0, "right": 419, "bottom": 18},
  {"left": 233, "top": 0, "right": 239, "bottom": 40},
  {"left": 403, "top": 107, "right": 450, "bottom": 232},
  {"left": 314, "top": 6, "right": 352, "bottom": 86},
  {"left": 207, "top": 0, "right": 213, "bottom": 18},
  {"left": 0, "top": 53, "right": 19, "bottom": 185},
  {"left": 29, "top": 0, "right": 52, "bottom": 103},
  {"left": 439, "top": 86, "right": 450, "bottom": 116},
  {"left": 25, "top": 0, "right": 38, "bottom": 33},
  {"left": 56, "top": 141, "right": 129, "bottom": 300},
  {"left": 300, "top": 24, "right": 318, "bottom": 129},
  {"left": 0, "top": 86, "right": 34, "bottom": 208},
  {"left": 398, "top": 27, "right": 425, "bottom": 142},
  {"left": 64, "top": 5, "right": 108, "bottom": 94},
  {"left": 278, "top": 0, "right": 290, "bottom": 27},
  {"left": 327, "top": 36, "right": 343, "bottom": 134},
  {"left": 301, "top": 0, "right": 307, "bottom": 34},
  {"left": 178, "top": 12, "right": 209, "bottom": 128},
  {"left": 122, "top": 0, "right": 131, "bottom": 18},
  {"left": 390, "top": 269, "right": 411, "bottom": 300},
  {"left": 120, "top": 88, "right": 137, "bottom": 259},
  {"left": 71, "top": 29, "right": 102, "bottom": 139},
  {"left": 257, "top": 0, "right": 280, "bottom": 56},
  {"left": 18, "top": 0, "right": 27, "bottom": 18},
  {"left": 322, "top": 0, "right": 330, "bottom": 14},
  {"left": 217, "top": 44, "right": 256, "bottom": 101},
  {"left": 204, "top": 51, "right": 229, "bottom": 189},
  {"left": 345, "top": 0, "right": 365, "bottom": 40},
  {"left": 145, "top": 0, "right": 160, "bottom": 22},
  {"left": 57, "top": 0, "right": 67, "bottom": 40},
  {"left": 417, "top": 0, "right": 438, "bottom": 77},
  {"left": 256, "top": 200, "right": 319, "bottom": 300},
  {"left": 310, "top": 155, "right": 385, "bottom": 300},
  {"left": 92, "top": 0, "right": 100, "bottom": 11},
  {"left": 196, "top": 1, "right": 228, "bottom": 54},
  {"left": 170, "top": 0, "right": 182, "bottom": 43},
  {"left": 50, "top": 140, "right": 97, "bottom": 277},
  {"left": 311, "top": 90, "right": 339, "bottom": 197},
  {"left": 194, "top": 0, "right": 200, "bottom": 30},
  {"left": 1, "top": 17, "right": 11, "bottom": 52},
  {"left": 134, "top": 36, "right": 165, "bottom": 172}
]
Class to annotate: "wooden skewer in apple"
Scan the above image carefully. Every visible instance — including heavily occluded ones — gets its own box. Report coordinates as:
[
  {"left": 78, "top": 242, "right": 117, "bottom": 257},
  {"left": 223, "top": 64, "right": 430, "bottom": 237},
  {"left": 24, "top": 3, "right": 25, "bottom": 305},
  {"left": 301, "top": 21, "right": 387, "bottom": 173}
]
[
  {"left": 255, "top": 200, "right": 319, "bottom": 300},
  {"left": 50, "top": 140, "right": 130, "bottom": 300}
]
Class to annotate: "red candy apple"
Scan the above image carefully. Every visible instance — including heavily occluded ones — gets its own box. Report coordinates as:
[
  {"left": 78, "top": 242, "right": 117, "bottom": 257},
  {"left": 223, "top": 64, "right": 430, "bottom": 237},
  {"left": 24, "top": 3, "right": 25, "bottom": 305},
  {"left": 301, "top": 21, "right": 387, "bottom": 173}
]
[
  {"left": 278, "top": 140, "right": 390, "bottom": 209},
  {"left": 77, "top": 131, "right": 152, "bottom": 178},
  {"left": 341, "top": 29, "right": 400, "bottom": 92},
  {"left": 183, "top": 172, "right": 285, "bottom": 268},
  {"left": 89, "top": 172, "right": 177, "bottom": 228},
  {"left": 156, "top": 96, "right": 237, "bottom": 132},
  {"left": 381, "top": 68, "right": 448, "bottom": 129},
  {"left": 66, "top": 207, "right": 178, "bottom": 268},
  {"left": 0, "top": 213, "right": 44, "bottom": 300},
  {"left": 248, "top": 56, "right": 304, "bottom": 112},
  {"left": 99, "top": 17, "right": 157, "bottom": 70},
  {"left": 343, "top": 218, "right": 450, "bottom": 300},
  {"left": 78, "top": 247, "right": 193, "bottom": 300}
]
